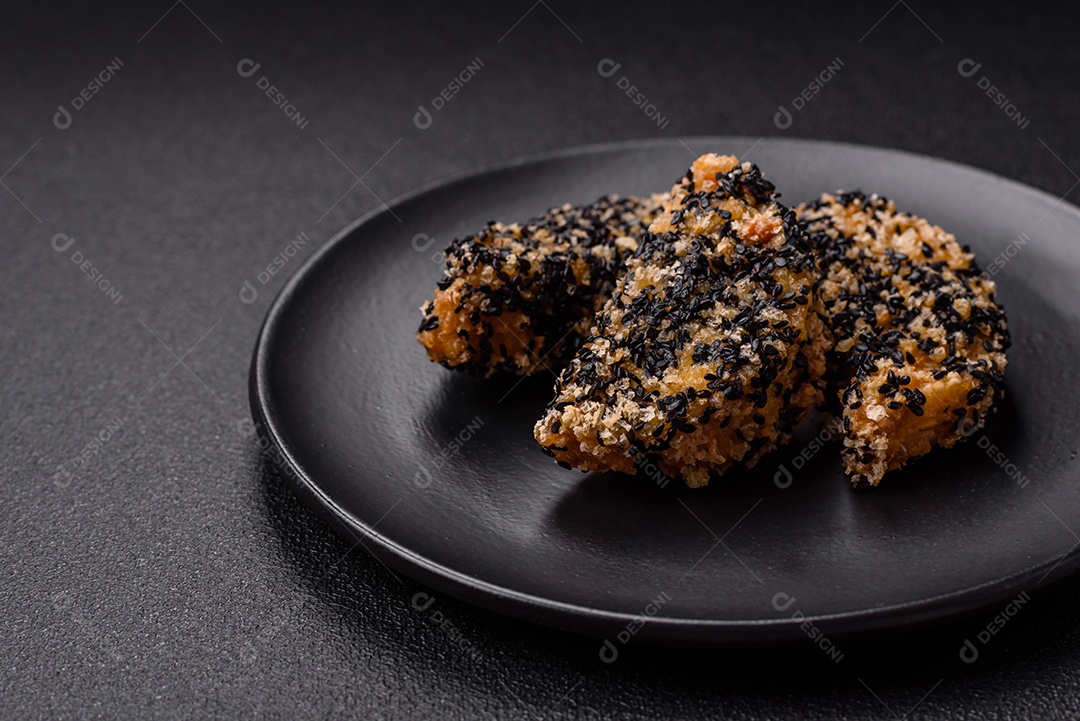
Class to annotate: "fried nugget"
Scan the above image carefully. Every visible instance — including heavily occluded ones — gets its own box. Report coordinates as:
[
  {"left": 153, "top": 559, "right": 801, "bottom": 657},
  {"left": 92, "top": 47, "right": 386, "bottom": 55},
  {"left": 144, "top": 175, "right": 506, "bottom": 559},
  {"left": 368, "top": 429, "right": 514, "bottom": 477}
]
[
  {"left": 417, "top": 195, "right": 666, "bottom": 376},
  {"left": 799, "top": 192, "right": 1009, "bottom": 487},
  {"left": 534, "top": 154, "right": 829, "bottom": 488}
]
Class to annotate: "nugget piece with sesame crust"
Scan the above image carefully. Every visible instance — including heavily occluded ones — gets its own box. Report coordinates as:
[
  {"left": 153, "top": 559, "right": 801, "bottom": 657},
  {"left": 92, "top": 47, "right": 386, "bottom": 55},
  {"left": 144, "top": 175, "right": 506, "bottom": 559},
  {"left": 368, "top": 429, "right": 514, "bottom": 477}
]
[
  {"left": 534, "top": 154, "right": 829, "bottom": 488},
  {"left": 799, "top": 192, "right": 1009, "bottom": 487},
  {"left": 417, "top": 195, "right": 666, "bottom": 376}
]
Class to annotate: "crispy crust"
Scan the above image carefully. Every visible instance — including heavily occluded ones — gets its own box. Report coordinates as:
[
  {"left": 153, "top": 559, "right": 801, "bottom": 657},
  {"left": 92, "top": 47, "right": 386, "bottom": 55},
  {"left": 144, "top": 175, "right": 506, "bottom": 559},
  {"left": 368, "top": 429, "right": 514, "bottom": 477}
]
[
  {"left": 417, "top": 195, "right": 666, "bottom": 376},
  {"left": 799, "top": 192, "right": 1009, "bottom": 486},
  {"left": 534, "top": 154, "right": 829, "bottom": 487}
]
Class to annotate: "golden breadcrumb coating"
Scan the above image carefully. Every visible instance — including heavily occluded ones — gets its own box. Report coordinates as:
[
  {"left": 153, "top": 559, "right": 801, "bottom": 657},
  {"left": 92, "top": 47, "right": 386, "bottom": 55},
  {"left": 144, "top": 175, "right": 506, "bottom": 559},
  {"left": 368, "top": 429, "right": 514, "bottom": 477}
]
[
  {"left": 799, "top": 192, "right": 1009, "bottom": 487},
  {"left": 534, "top": 154, "right": 829, "bottom": 488},
  {"left": 417, "top": 195, "right": 666, "bottom": 376}
]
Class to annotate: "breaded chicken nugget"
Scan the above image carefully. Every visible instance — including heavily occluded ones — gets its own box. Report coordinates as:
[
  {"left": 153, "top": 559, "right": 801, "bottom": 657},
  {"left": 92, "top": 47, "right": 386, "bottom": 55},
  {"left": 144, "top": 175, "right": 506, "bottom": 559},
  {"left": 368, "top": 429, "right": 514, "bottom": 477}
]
[
  {"left": 534, "top": 154, "right": 829, "bottom": 488},
  {"left": 799, "top": 192, "right": 1009, "bottom": 487},
  {"left": 417, "top": 195, "right": 666, "bottom": 376}
]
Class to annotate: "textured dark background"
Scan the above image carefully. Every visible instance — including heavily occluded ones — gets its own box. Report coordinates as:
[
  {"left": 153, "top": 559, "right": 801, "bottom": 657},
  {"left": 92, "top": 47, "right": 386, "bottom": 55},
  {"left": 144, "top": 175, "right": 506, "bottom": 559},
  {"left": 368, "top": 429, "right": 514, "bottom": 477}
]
[{"left": 4, "top": 1, "right": 1079, "bottom": 718}]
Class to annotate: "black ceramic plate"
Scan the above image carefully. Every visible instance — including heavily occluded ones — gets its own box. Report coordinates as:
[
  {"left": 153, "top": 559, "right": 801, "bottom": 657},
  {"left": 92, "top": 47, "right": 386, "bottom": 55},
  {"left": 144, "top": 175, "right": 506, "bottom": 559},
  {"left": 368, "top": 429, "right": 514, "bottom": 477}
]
[{"left": 250, "top": 137, "right": 1080, "bottom": 645}]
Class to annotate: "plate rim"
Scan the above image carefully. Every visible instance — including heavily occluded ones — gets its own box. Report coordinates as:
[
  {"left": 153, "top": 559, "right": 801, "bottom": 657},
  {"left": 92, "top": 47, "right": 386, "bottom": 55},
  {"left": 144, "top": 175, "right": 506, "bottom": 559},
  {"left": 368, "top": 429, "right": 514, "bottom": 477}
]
[{"left": 250, "top": 135, "right": 1080, "bottom": 644}]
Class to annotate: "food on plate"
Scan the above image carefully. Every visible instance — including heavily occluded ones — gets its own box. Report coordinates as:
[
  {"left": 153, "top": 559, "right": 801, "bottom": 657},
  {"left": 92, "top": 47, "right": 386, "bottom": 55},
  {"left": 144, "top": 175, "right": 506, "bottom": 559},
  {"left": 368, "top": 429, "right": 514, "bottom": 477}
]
[
  {"left": 417, "top": 194, "right": 666, "bottom": 376},
  {"left": 798, "top": 191, "right": 1009, "bottom": 487},
  {"left": 534, "top": 154, "right": 829, "bottom": 488},
  {"left": 417, "top": 149, "right": 1013, "bottom": 492}
]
